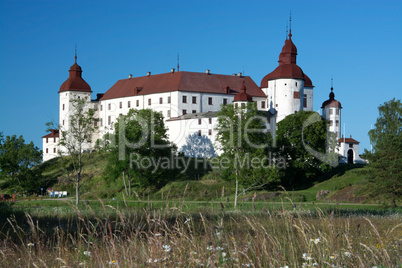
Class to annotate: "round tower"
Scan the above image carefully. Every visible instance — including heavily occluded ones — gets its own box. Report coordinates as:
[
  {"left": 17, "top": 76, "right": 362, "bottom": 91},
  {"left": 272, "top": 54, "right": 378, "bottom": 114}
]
[
  {"left": 58, "top": 54, "right": 92, "bottom": 132},
  {"left": 233, "top": 81, "right": 253, "bottom": 109},
  {"left": 321, "top": 86, "right": 342, "bottom": 139},
  {"left": 260, "top": 29, "right": 314, "bottom": 122}
]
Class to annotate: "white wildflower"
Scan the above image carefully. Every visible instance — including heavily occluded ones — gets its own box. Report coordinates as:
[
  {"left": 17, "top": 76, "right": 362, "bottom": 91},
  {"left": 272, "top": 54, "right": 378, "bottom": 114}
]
[
  {"left": 344, "top": 251, "right": 352, "bottom": 257},
  {"left": 162, "top": 244, "right": 171, "bottom": 252},
  {"left": 314, "top": 238, "right": 320, "bottom": 244},
  {"left": 83, "top": 251, "right": 91, "bottom": 257},
  {"left": 184, "top": 218, "right": 191, "bottom": 224}
]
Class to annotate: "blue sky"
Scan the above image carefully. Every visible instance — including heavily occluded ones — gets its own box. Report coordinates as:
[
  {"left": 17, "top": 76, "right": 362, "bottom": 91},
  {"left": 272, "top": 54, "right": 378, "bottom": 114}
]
[{"left": 0, "top": 0, "right": 401, "bottom": 154}]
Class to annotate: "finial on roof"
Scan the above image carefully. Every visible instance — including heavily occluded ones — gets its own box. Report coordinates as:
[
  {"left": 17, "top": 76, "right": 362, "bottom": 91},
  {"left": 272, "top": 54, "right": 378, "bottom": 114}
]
[
  {"left": 75, "top": 44, "right": 77, "bottom": 63},
  {"left": 289, "top": 11, "right": 292, "bottom": 39},
  {"left": 286, "top": 22, "right": 288, "bottom": 40},
  {"left": 329, "top": 78, "right": 335, "bottom": 100},
  {"left": 177, "top": 53, "right": 180, "bottom": 72}
]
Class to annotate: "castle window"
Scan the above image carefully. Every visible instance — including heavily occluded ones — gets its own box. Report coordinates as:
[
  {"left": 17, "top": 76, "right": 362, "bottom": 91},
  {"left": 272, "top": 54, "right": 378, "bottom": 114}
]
[
  {"left": 208, "top": 129, "right": 212, "bottom": 135},
  {"left": 108, "top": 116, "right": 111, "bottom": 125},
  {"left": 108, "top": 103, "right": 111, "bottom": 110},
  {"left": 192, "top": 110, "right": 196, "bottom": 114},
  {"left": 148, "top": 98, "right": 151, "bottom": 106},
  {"left": 160, "top": 97, "right": 163, "bottom": 104},
  {"left": 209, "top": 118, "right": 212, "bottom": 124},
  {"left": 100, "top": 105, "right": 103, "bottom": 111},
  {"left": 223, "top": 98, "right": 228, "bottom": 105},
  {"left": 46, "top": 138, "right": 48, "bottom": 143},
  {"left": 183, "top": 109, "right": 187, "bottom": 115},
  {"left": 296, "top": 82, "right": 298, "bottom": 87},
  {"left": 53, "top": 148, "right": 56, "bottom": 153},
  {"left": 293, "top": 92, "right": 300, "bottom": 99},
  {"left": 62, "top": 104, "right": 65, "bottom": 111},
  {"left": 241, "top": 103, "right": 246, "bottom": 108},
  {"left": 208, "top": 97, "right": 213, "bottom": 105},
  {"left": 336, "top": 120, "right": 339, "bottom": 127},
  {"left": 329, "top": 109, "right": 333, "bottom": 115},
  {"left": 261, "top": 101, "right": 266, "bottom": 109},
  {"left": 349, "top": 144, "right": 354, "bottom": 148},
  {"left": 168, "top": 96, "right": 171, "bottom": 103},
  {"left": 192, "top": 96, "right": 197, "bottom": 104},
  {"left": 336, "top": 109, "right": 340, "bottom": 115},
  {"left": 136, "top": 100, "right": 139, "bottom": 107},
  {"left": 128, "top": 101, "right": 131, "bottom": 108},
  {"left": 303, "top": 94, "right": 307, "bottom": 108},
  {"left": 119, "top": 102, "right": 122, "bottom": 109},
  {"left": 46, "top": 148, "right": 48, "bottom": 153},
  {"left": 63, "top": 120, "right": 64, "bottom": 125},
  {"left": 54, "top": 137, "right": 56, "bottom": 142},
  {"left": 100, "top": 118, "right": 103, "bottom": 126},
  {"left": 235, "top": 103, "right": 238, "bottom": 108},
  {"left": 284, "top": 83, "right": 287, "bottom": 86},
  {"left": 182, "top": 96, "right": 187, "bottom": 103},
  {"left": 94, "top": 120, "right": 97, "bottom": 127},
  {"left": 329, "top": 120, "right": 333, "bottom": 126},
  {"left": 167, "top": 110, "right": 171, "bottom": 117},
  {"left": 198, "top": 119, "right": 202, "bottom": 125},
  {"left": 198, "top": 130, "right": 201, "bottom": 136}
]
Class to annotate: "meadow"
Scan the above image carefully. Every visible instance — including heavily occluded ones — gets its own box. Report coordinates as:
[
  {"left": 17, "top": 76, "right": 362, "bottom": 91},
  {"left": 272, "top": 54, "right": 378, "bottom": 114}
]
[{"left": 0, "top": 199, "right": 400, "bottom": 267}]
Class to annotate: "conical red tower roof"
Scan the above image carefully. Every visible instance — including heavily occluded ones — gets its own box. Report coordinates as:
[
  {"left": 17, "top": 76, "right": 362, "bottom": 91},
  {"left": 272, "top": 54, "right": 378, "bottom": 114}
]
[
  {"left": 234, "top": 81, "right": 253, "bottom": 102},
  {"left": 59, "top": 55, "right": 92, "bottom": 93},
  {"left": 260, "top": 30, "right": 313, "bottom": 88}
]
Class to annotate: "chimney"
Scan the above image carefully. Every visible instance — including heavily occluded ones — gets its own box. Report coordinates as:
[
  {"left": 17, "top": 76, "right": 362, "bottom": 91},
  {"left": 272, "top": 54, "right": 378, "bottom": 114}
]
[
  {"left": 147, "top": 72, "right": 151, "bottom": 76},
  {"left": 171, "top": 68, "right": 175, "bottom": 73},
  {"left": 238, "top": 72, "right": 242, "bottom": 77},
  {"left": 232, "top": 73, "right": 237, "bottom": 76},
  {"left": 206, "top": 69, "right": 210, "bottom": 74},
  {"left": 350, "top": 135, "right": 352, "bottom": 138},
  {"left": 128, "top": 74, "right": 133, "bottom": 78}
]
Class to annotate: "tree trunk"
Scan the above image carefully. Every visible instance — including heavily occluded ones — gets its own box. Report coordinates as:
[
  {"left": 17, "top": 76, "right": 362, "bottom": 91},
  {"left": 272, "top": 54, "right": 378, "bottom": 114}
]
[
  {"left": 123, "top": 170, "right": 128, "bottom": 196},
  {"left": 76, "top": 172, "right": 80, "bottom": 205},
  {"left": 234, "top": 179, "right": 239, "bottom": 208}
]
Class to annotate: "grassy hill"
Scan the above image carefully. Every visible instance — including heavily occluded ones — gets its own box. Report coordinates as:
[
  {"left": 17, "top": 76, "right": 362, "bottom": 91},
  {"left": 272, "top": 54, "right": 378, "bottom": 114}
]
[{"left": 0, "top": 152, "right": 388, "bottom": 205}]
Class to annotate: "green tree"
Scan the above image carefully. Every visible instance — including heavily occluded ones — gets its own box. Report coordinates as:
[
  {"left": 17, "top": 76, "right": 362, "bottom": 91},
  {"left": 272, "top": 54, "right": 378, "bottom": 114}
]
[
  {"left": 366, "top": 98, "right": 401, "bottom": 207},
  {"left": 104, "top": 109, "right": 178, "bottom": 194},
  {"left": 0, "top": 133, "right": 43, "bottom": 194},
  {"left": 215, "top": 102, "right": 279, "bottom": 207},
  {"left": 51, "top": 96, "right": 98, "bottom": 205},
  {"left": 275, "top": 111, "right": 336, "bottom": 188}
]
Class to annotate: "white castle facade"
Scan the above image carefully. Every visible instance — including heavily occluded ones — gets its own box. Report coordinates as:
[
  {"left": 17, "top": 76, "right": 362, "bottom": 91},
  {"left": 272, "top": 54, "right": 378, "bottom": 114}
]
[{"left": 42, "top": 30, "right": 364, "bottom": 164}]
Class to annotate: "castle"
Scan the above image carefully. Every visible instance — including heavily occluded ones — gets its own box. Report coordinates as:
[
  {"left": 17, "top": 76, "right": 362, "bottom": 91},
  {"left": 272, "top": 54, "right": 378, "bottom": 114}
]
[{"left": 42, "top": 29, "right": 364, "bottom": 164}]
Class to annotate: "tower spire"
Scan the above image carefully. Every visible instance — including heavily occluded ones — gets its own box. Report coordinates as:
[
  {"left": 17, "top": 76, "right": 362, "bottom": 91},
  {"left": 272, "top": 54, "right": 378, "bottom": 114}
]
[
  {"left": 286, "top": 22, "right": 288, "bottom": 40},
  {"left": 75, "top": 44, "right": 77, "bottom": 63},
  {"left": 177, "top": 53, "right": 180, "bottom": 72},
  {"left": 288, "top": 11, "right": 292, "bottom": 39}
]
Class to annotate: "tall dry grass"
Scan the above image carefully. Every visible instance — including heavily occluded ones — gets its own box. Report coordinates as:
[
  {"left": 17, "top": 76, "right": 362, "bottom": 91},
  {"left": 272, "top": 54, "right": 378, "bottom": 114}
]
[{"left": 0, "top": 201, "right": 400, "bottom": 267}]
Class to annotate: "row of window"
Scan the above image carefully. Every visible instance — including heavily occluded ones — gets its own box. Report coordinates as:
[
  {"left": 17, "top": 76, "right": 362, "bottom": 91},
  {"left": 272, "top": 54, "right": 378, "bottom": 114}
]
[
  {"left": 45, "top": 148, "right": 57, "bottom": 153},
  {"left": 198, "top": 129, "right": 213, "bottom": 136},
  {"left": 329, "top": 108, "right": 340, "bottom": 115},
  {"left": 329, "top": 120, "right": 340, "bottom": 127},
  {"left": 45, "top": 137, "right": 57, "bottom": 143}
]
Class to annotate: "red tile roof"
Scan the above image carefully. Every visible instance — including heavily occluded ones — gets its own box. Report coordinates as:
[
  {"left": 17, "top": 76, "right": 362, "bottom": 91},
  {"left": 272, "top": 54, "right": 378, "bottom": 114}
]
[
  {"left": 338, "top": 137, "right": 359, "bottom": 144},
  {"left": 42, "top": 129, "right": 59, "bottom": 138},
  {"left": 100, "top": 71, "right": 266, "bottom": 101},
  {"left": 234, "top": 81, "right": 253, "bottom": 102},
  {"left": 260, "top": 30, "right": 313, "bottom": 88},
  {"left": 59, "top": 57, "right": 92, "bottom": 93},
  {"left": 322, "top": 87, "right": 342, "bottom": 108}
]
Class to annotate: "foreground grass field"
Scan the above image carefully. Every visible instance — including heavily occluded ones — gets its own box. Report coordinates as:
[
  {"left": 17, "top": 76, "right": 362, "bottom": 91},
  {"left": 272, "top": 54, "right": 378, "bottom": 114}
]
[{"left": 0, "top": 200, "right": 401, "bottom": 267}]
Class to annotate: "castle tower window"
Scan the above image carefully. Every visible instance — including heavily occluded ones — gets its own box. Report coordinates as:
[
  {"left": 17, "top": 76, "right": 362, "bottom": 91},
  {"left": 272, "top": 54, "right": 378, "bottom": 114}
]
[
  {"left": 108, "top": 103, "right": 111, "bottom": 110},
  {"left": 303, "top": 94, "right": 307, "bottom": 108},
  {"left": 329, "top": 109, "right": 333, "bottom": 115},
  {"left": 148, "top": 98, "right": 151, "bottom": 106},
  {"left": 192, "top": 110, "right": 196, "bottom": 114},
  {"left": 182, "top": 96, "right": 187, "bottom": 103},
  {"left": 100, "top": 118, "right": 103, "bottom": 126},
  {"left": 198, "top": 119, "right": 202, "bottom": 125},
  {"left": 128, "top": 101, "right": 131, "bottom": 108},
  {"left": 168, "top": 96, "right": 171, "bottom": 103},
  {"left": 329, "top": 120, "right": 333, "bottom": 126},
  {"left": 46, "top": 148, "right": 48, "bottom": 153},
  {"left": 54, "top": 137, "right": 56, "bottom": 142},
  {"left": 223, "top": 98, "right": 228, "bottom": 105},
  {"left": 241, "top": 103, "right": 246, "bottom": 108},
  {"left": 336, "top": 109, "right": 340, "bottom": 115},
  {"left": 349, "top": 144, "right": 354, "bottom": 148},
  {"left": 192, "top": 96, "right": 197, "bottom": 104},
  {"left": 293, "top": 92, "right": 300, "bottom": 99},
  {"left": 62, "top": 104, "right": 65, "bottom": 111},
  {"left": 136, "top": 100, "right": 139, "bottom": 107},
  {"left": 46, "top": 138, "right": 48, "bottom": 143},
  {"left": 336, "top": 120, "right": 339, "bottom": 126},
  {"left": 53, "top": 148, "right": 56, "bottom": 153},
  {"left": 208, "top": 97, "right": 213, "bottom": 105},
  {"left": 183, "top": 109, "right": 187, "bottom": 115},
  {"left": 100, "top": 105, "right": 103, "bottom": 111},
  {"left": 119, "top": 102, "right": 122, "bottom": 109},
  {"left": 63, "top": 120, "right": 64, "bottom": 125},
  {"left": 209, "top": 118, "right": 212, "bottom": 124},
  {"left": 208, "top": 129, "right": 212, "bottom": 135},
  {"left": 160, "top": 97, "right": 163, "bottom": 104},
  {"left": 261, "top": 101, "right": 266, "bottom": 109},
  {"left": 108, "top": 116, "right": 111, "bottom": 125},
  {"left": 167, "top": 110, "right": 171, "bottom": 117},
  {"left": 198, "top": 130, "right": 201, "bottom": 136}
]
